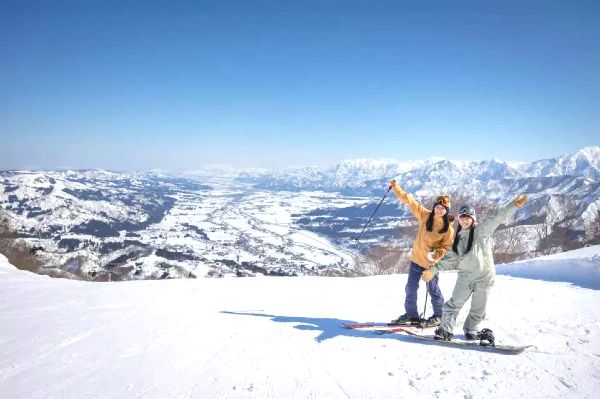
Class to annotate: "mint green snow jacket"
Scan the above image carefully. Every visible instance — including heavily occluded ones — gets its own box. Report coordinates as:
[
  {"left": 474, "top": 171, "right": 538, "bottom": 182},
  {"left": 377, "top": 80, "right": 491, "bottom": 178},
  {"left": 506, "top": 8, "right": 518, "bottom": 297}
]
[{"left": 431, "top": 202, "right": 519, "bottom": 284}]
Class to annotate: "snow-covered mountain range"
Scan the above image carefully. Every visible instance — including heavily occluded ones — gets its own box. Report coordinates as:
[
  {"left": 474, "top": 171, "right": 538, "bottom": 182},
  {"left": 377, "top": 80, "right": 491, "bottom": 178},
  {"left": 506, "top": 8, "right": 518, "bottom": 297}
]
[
  {"left": 243, "top": 146, "right": 600, "bottom": 196},
  {"left": 244, "top": 146, "right": 600, "bottom": 230},
  {"left": 0, "top": 146, "right": 598, "bottom": 280},
  {"left": 0, "top": 171, "right": 358, "bottom": 279}
]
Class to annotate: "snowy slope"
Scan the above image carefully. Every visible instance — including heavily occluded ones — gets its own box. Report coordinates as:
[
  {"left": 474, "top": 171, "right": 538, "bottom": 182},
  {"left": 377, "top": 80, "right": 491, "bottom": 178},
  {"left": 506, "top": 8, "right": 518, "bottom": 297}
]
[
  {"left": 1, "top": 250, "right": 599, "bottom": 398},
  {"left": 497, "top": 245, "right": 600, "bottom": 289}
]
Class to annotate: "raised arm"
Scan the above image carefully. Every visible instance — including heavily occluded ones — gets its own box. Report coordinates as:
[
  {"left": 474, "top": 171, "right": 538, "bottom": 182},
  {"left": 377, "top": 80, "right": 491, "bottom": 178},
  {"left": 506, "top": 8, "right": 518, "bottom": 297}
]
[
  {"left": 479, "top": 195, "right": 528, "bottom": 237},
  {"left": 389, "top": 180, "right": 429, "bottom": 220}
]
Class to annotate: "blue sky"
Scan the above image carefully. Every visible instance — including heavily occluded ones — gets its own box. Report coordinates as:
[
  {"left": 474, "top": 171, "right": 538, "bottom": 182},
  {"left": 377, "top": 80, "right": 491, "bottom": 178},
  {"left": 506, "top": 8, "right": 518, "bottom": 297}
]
[{"left": 1, "top": 0, "right": 598, "bottom": 170}]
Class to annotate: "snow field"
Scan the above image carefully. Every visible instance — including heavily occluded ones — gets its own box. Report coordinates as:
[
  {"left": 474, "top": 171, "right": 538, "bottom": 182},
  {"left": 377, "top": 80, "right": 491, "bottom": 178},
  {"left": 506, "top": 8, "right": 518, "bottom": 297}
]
[{"left": 1, "top": 251, "right": 599, "bottom": 398}]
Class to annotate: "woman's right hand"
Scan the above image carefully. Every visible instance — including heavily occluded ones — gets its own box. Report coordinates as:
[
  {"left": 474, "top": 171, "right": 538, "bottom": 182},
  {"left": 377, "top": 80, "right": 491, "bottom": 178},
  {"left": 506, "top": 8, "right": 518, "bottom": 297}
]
[
  {"left": 514, "top": 194, "right": 528, "bottom": 208},
  {"left": 389, "top": 180, "right": 398, "bottom": 190},
  {"left": 422, "top": 269, "right": 434, "bottom": 282}
]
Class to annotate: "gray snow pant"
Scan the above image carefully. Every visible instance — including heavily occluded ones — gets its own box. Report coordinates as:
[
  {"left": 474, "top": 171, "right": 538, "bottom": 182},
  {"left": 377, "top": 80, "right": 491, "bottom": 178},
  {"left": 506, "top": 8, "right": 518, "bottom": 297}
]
[{"left": 439, "top": 277, "right": 493, "bottom": 335}]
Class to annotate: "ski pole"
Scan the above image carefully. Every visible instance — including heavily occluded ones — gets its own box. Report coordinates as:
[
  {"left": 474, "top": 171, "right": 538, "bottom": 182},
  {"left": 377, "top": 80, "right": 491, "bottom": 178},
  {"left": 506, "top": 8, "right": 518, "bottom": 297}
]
[
  {"left": 355, "top": 183, "right": 393, "bottom": 243},
  {"left": 420, "top": 289, "right": 429, "bottom": 330}
]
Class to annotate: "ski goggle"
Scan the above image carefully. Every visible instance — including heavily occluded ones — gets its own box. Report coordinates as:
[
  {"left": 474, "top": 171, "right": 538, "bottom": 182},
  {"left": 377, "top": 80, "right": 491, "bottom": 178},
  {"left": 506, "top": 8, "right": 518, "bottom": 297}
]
[
  {"left": 458, "top": 205, "right": 476, "bottom": 217},
  {"left": 434, "top": 195, "right": 450, "bottom": 207}
]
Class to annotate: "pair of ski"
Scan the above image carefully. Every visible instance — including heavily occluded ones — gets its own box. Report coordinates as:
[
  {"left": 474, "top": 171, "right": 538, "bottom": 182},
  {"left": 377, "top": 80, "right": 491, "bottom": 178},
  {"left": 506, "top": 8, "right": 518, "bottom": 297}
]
[
  {"left": 343, "top": 323, "right": 532, "bottom": 354},
  {"left": 344, "top": 322, "right": 428, "bottom": 334}
]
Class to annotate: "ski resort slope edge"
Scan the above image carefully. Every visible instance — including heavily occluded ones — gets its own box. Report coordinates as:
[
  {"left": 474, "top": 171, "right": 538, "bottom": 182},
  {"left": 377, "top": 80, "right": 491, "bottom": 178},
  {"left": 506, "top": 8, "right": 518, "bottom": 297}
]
[{"left": 1, "top": 249, "right": 599, "bottom": 398}]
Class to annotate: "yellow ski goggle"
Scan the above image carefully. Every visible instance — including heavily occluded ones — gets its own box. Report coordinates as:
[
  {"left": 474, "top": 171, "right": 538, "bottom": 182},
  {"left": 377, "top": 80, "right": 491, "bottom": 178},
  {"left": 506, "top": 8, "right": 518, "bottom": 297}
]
[{"left": 435, "top": 195, "right": 450, "bottom": 207}]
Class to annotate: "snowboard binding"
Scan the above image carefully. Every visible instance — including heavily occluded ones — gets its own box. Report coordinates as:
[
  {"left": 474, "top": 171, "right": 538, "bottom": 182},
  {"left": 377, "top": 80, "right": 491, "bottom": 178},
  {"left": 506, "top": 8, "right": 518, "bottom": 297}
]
[{"left": 477, "top": 328, "right": 495, "bottom": 347}]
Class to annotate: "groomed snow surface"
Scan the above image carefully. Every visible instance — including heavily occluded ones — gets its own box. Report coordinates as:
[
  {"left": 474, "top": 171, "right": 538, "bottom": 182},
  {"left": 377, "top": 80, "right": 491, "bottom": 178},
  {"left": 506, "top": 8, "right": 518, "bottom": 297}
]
[
  {"left": 497, "top": 246, "right": 600, "bottom": 289},
  {"left": 1, "top": 247, "right": 600, "bottom": 398}
]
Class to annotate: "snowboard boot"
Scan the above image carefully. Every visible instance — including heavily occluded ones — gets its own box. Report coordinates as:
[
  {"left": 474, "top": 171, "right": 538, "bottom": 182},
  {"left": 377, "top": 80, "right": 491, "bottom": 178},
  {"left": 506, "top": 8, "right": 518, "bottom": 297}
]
[
  {"left": 434, "top": 327, "right": 453, "bottom": 341},
  {"left": 425, "top": 315, "right": 441, "bottom": 327},
  {"left": 464, "top": 331, "right": 478, "bottom": 341},
  {"left": 390, "top": 313, "right": 422, "bottom": 326}
]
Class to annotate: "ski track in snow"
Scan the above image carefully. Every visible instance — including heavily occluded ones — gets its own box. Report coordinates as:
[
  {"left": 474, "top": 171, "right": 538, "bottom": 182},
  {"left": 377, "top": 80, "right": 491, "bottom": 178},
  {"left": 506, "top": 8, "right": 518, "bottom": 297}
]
[{"left": 1, "top": 251, "right": 600, "bottom": 398}]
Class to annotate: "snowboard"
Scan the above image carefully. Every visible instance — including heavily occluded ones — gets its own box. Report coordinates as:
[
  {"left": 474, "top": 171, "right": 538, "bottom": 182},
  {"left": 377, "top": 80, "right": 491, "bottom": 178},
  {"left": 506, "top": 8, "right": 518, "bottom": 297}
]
[{"left": 384, "top": 326, "right": 533, "bottom": 354}]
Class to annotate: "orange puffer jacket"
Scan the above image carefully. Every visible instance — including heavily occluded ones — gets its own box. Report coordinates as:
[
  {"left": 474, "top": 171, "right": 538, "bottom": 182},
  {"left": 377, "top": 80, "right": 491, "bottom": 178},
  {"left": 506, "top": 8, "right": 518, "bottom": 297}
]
[{"left": 392, "top": 186, "right": 454, "bottom": 269}]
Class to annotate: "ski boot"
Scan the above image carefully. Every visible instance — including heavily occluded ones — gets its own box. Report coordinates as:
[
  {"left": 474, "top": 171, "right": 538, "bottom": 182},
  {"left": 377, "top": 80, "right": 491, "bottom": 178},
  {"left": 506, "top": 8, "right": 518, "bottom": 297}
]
[
  {"left": 424, "top": 315, "right": 441, "bottom": 327},
  {"left": 389, "top": 313, "right": 422, "bottom": 326}
]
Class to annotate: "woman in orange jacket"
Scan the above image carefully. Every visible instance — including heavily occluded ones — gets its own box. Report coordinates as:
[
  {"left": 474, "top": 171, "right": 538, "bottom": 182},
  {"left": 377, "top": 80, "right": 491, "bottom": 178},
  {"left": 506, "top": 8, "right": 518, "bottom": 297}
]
[{"left": 389, "top": 180, "right": 454, "bottom": 326}]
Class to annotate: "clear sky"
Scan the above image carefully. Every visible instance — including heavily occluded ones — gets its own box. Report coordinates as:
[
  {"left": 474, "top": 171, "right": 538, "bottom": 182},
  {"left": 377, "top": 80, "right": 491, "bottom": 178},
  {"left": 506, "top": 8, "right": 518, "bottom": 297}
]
[{"left": 1, "top": 0, "right": 599, "bottom": 170}]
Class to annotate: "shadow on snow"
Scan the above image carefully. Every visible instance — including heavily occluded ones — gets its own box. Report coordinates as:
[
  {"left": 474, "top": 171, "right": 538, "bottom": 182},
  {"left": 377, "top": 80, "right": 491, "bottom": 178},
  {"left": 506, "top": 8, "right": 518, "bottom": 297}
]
[{"left": 220, "top": 310, "right": 521, "bottom": 355}]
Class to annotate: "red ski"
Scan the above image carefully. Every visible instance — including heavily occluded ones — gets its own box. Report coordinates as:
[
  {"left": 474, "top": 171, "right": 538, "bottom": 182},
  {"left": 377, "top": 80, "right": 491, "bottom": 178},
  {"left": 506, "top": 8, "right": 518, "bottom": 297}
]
[
  {"left": 343, "top": 323, "right": 389, "bottom": 329},
  {"left": 343, "top": 323, "right": 436, "bottom": 331}
]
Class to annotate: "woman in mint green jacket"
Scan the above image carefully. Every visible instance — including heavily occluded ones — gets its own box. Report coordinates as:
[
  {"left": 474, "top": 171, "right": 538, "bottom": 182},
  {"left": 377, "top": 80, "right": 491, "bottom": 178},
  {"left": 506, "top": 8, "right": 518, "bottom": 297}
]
[{"left": 421, "top": 195, "right": 528, "bottom": 341}]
